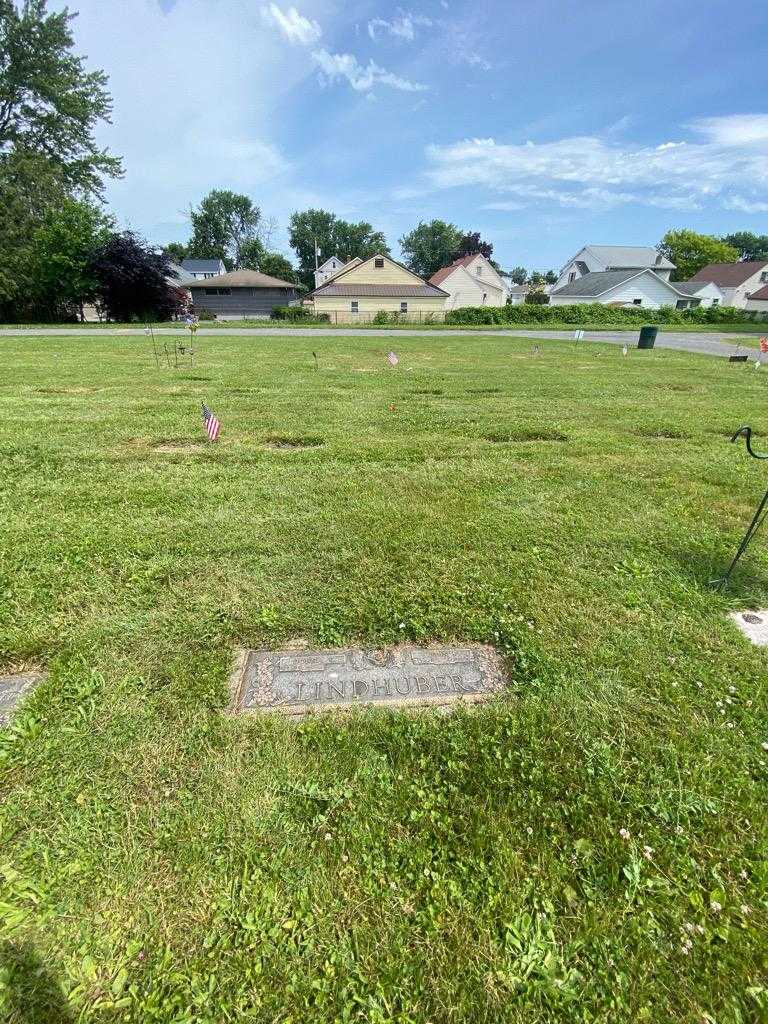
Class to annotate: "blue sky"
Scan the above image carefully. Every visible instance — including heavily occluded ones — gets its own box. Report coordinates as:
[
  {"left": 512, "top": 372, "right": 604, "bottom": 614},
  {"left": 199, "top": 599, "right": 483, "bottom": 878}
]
[{"left": 61, "top": 0, "right": 768, "bottom": 272}]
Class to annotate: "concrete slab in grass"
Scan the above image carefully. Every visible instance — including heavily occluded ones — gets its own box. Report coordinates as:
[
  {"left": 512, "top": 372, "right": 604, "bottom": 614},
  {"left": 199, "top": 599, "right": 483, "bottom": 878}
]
[
  {"left": 0, "top": 672, "right": 45, "bottom": 726},
  {"left": 729, "top": 609, "right": 768, "bottom": 647}
]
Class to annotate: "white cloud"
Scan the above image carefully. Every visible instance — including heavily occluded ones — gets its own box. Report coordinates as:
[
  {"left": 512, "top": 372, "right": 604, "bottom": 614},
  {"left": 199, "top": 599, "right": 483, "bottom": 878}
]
[
  {"left": 368, "top": 12, "right": 432, "bottom": 42},
  {"left": 460, "top": 51, "right": 492, "bottom": 71},
  {"left": 261, "top": 3, "right": 321, "bottom": 45},
  {"left": 723, "top": 195, "right": 768, "bottom": 214},
  {"left": 690, "top": 114, "right": 768, "bottom": 146},
  {"left": 258, "top": 4, "right": 426, "bottom": 95},
  {"left": 312, "top": 49, "right": 427, "bottom": 92},
  {"left": 424, "top": 115, "right": 768, "bottom": 212}
]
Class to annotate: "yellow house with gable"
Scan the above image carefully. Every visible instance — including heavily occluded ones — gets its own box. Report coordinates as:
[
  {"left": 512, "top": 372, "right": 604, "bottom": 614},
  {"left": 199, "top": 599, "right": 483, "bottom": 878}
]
[{"left": 308, "top": 254, "right": 449, "bottom": 322}]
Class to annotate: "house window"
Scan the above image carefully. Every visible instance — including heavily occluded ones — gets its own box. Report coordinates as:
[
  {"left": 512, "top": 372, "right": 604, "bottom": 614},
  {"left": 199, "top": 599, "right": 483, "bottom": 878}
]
[
  {"left": 568, "top": 271, "right": 576, "bottom": 283},
  {"left": 761, "top": 272, "right": 768, "bottom": 282},
  {"left": 712, "top": 298, "right": 720, "bottom": 305},
  {"left": 400, "top": 302, "right": 408, "bottom": 313},
  {"left": 476, "top": 266, "right": 482, "bottom": 276},
  {"left": 374, "top": 258, "right": 384, "bottom": 268},
  {"left": 204, "top": 287, "right": 231, "bottom": 295},
  {"left": 632, "top": 299, "right": 642, "bottom": 306},
  {"left": 675, "top": 299, "right": 688, "bottom": 310},
  {"left": 351, "top": 301, "right": 359, "bottom": 313},
  {"left": 482, "top": 292, "right": 487, "bottom": 304}
]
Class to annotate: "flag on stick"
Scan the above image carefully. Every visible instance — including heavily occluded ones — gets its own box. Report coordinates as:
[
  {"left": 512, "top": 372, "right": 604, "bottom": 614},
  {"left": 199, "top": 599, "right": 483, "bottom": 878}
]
[
  {"left": 387, "top": 350, "right": 399, "bottom": 366},
  {"left": 201, "top": 403, "right": 221, "bottom": 441}
]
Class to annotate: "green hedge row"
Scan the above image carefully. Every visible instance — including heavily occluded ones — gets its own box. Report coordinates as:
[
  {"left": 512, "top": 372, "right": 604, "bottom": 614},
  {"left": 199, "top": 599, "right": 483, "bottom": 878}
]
[
  {"left": 270, "top": 305, "right": 330, "bottom": 323},
  {"left": 445, "top": 303, "right": 768, "bottom": 326}
]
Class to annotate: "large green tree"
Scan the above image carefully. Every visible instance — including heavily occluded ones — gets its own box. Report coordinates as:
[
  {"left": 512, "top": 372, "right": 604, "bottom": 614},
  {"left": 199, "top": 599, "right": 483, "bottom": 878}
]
[
  {"left": 163, "top": 242, "right": 189, "bottom": 265},
  {"left": 259, "top": 252, "right": 296, "bottom": 283},
  {"left": 720, "top": 232, "right": 768, "bottom": 263},
  {"left": 0, "top": 0, "right": 122, "bottom": 195},
  {"left": 508, "top": 266, "right": 527, "bottom": 285},
  {"left": 0, "top": 1, "right": 121, "bottom": 320},
  {"left": 288, "top": 209, "right": 389, "bottom": 289},
  {"left": 0, "top": 148, "right": 74, "bottom": 317},
  {"left": 25, "top": 196, "right": 111, "bottom": 319},
  {"left": 657, "top": 230, "right": 739, "bottom": 280},
  {"left": 188, "top": 190, "right": 264, "bottom": 270},
  {"left": 398, "top": 220, "right": 462, "bottom": 280}
]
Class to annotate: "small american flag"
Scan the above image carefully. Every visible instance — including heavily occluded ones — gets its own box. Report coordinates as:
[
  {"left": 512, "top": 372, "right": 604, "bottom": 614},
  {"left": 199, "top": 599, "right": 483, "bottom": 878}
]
[
  {"left": 201, "top": 403, "right": 221, "bottom": 441},
  {"left": 387, "top": 350, "right": 399, "bottom": 366},
  {"left": 760, "top": 337, "right": 768, "bottom": 354}
]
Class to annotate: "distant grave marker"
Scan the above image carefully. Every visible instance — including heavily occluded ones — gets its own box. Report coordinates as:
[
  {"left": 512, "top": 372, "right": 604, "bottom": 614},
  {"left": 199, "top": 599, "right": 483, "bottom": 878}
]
[
  {"left": 229, "top": 645, "right": 507, "bottom": 717},
  {"left": 0, "top": 672, "right": 44, "bottom": 726}
]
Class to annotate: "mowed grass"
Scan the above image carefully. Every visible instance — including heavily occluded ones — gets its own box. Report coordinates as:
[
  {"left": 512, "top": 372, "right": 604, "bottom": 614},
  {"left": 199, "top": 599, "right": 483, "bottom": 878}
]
[{"left": 0, "top": 334, "right": 766, "bottom": 1023}]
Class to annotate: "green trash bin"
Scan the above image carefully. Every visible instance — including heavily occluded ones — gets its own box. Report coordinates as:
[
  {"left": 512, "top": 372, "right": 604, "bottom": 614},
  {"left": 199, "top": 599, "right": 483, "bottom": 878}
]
[{"left": 638, "top": 326, "right": 658, "bottom": 349}]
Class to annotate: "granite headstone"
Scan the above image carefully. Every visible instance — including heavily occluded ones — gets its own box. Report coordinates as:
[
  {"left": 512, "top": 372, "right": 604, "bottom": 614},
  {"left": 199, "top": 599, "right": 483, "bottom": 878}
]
[{"left": 229, "top": 645, "right": 507, "bottom": 717}]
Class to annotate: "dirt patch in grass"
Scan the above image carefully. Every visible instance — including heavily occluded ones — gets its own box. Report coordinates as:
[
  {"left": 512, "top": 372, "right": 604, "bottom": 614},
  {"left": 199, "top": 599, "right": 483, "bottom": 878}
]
[
  {"left": 485, "top": 429, "right": 568, "bottom": 443},
  {"left": 467, "top": 387, "right": 502, "bottom": 395},
  {"left": 648, "top": 382, "right": 696, "bottom": 393},
  {"left": 152, "top": 439, "right": 206, "bottom": 454},
  {"left": 264, "top": 435, "right": 324, "bottom": 451},
  {"left": 413, "top": 388, "right": 444, "bottom": 396},
  {"left": 35, "top": 386, "right": 98, "bottom": 395},
  {"left": 635, "top": 427, "right": 691, "bottom": 440}
]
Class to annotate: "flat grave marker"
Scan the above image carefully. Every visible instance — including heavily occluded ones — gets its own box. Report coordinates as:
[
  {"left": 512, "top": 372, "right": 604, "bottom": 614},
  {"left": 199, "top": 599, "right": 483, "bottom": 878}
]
[
  {"left": 229, "top": 645, "right": 507, "bottom": 717},
  {"left": 0, "top": 672, "right": 45, "bottom": 726}
]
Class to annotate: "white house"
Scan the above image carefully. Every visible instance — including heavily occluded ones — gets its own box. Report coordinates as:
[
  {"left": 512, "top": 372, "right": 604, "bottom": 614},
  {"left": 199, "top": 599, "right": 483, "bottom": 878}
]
[
  {"left": 672, "top": 281, "right": 725, "bottom": 309},
  {"left": 554, "top": 245, "right": 675, "bottom": 292},
  {"left": 428, "top": 253, "right": 509, "bottom": 308},
  {"left": 744, "top": 284, "right": 768, "bottom": 312},
  {"left": 549, "top": 269, "right": 723, "bottom": 309},
  {"left": 506, "top": 285, "right": 530, "bottom": 306},
  {"left": 689, "top": 261, "right": 768, "bottom": 308},
  {"left": 314, "top": 255, "right": 362, "bottom": 289}
]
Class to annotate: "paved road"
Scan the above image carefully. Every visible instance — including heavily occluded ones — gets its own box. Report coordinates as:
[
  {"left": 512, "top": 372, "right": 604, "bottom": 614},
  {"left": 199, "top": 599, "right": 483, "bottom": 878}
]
[{"left": 0, "top": 326, "right": 757, "bottom": 359}]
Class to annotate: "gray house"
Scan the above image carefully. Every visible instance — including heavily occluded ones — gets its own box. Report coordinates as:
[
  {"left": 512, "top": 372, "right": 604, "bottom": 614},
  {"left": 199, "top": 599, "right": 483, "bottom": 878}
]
[
  {"left": 188, "top": 269, "right": 298, "bottom": 318},
  {"left": 180, "top": 258, "right": 226, "bottom": 280}
]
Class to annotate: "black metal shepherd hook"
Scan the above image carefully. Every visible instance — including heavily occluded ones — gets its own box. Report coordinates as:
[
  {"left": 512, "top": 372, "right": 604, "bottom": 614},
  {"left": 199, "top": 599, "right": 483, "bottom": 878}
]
[{"left": 713, "top": 425, "right": 768, "bottom": 589}]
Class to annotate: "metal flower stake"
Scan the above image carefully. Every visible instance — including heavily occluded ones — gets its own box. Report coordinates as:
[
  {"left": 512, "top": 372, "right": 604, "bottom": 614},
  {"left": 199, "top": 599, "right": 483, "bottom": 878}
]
[{"left": 713, "top": 426, "right": 768, "bottom": 589}]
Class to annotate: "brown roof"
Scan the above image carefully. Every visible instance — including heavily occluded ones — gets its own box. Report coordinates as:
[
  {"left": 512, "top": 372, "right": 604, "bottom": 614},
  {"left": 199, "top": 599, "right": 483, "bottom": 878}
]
[
  {"left": 309, "top": 253, "right": 448, "bottom": 298},
  {"left": 311, "top": 284, "right": 448, "bottom": 298},
  {"left": 429, "top": 265, "right": 458, "bottom": 286},
  {"left": 187, "top": 268, "right": 296, "bottom": 289},
  {"left": 748, "top": 284, "right": 768, "bottom": 301},
  {"left": 690, "top": 261, "right": 768, "bottom": 286}
]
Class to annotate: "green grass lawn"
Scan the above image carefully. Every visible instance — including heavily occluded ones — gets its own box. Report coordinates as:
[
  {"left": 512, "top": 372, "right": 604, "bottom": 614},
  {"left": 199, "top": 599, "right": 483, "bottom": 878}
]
[{"left": 1, "top": 333, "right": 766, "bottom": 1023}]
